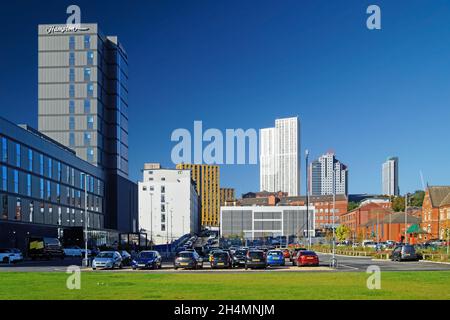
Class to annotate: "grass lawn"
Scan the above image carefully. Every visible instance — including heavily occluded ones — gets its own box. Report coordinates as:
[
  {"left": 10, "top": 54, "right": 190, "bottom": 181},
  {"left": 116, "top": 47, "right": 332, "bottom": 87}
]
[{"left": 1, "top": 271, "right": 450, "bottom": 300}]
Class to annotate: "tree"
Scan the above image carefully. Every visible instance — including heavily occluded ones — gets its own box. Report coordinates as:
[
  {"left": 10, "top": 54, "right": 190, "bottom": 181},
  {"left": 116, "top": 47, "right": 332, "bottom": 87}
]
[
  {"left": 348, "top": 201, "right": 359, "bottom": 211},
  {"left": 410, "top": 190, "right": 425, "bottom": 207},
  {"left": 391, "top": 196, "right": 405, "bottom": 212},
  {"left": 335, "top": 225, "right": 351, "bottom": 241}
]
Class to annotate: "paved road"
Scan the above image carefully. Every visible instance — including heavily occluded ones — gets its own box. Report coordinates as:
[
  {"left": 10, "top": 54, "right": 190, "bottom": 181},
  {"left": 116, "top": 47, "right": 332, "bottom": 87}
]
[{"left": 1, "top": 254, "right": 450, "bottom": 273}]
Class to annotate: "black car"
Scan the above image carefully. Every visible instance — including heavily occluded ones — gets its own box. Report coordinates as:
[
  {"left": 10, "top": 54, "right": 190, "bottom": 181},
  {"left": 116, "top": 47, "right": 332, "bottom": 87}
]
[
  {"left": 391, "top": 245, "right": 419, "bottom": 262},
  {"left": 245, "top": 250, "right": 267, "bottom": 269},
  {"left": 132, "top": 250, "right": 162, "bottom": 270},
  {"left": 28, "top": 237, "right": 64, "bottom": 260},
  {"left": 174, "top": 251, "right": 204, "bottom": 270},
  {"left": 210, "top": 251, "right": 232, "bottom": 269},
  {"left": 119, "top": 250, "right": 133, "bottom": 266},
  {"left": 232, "top": 249, "right": 248, "bottom": 267}
]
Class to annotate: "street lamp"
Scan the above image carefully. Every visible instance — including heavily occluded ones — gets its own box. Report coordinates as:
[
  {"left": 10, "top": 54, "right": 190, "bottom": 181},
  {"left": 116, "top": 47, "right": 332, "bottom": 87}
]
[
  {"left": 405, "top": 193, "right": 409, "bottom": 244},
  {"left": 305, "top": 149, "right": 310, "bottom": 249},
  {"left": 149, "top": 192, "right": 153, "bottom": 249},
  {"left": 83, "top": 173, "right": 89, "bottom": 267},
  {"left": 331, "top": 167, "right": 337, "bottom": 268}
]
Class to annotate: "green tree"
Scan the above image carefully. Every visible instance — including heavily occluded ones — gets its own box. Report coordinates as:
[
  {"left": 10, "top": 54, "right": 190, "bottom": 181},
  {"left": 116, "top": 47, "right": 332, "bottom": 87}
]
[
  {"left": 391, "top": 196, "right": 405, "bottom": 212},
  {"left": 335, "top": 225, "right": 351, "bottom": 241},
  {"left": 410, "top": 190, "right": 425, "bottom": 207},
  {"left": 348, "top": 201, "right": 359, "bottom": 211}
]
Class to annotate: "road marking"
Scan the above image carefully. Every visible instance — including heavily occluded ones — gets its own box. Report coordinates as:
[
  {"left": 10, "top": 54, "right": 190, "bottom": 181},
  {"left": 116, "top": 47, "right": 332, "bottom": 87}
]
[{"left": 337, "top": 264, "right": 359, "bottom": 270}]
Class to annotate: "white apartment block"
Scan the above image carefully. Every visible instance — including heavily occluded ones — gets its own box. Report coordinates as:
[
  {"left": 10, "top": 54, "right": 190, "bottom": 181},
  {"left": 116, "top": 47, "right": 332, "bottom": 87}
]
[
  {"left": 382, "top": 157, "right": 399, "bottom": 196},
  {"left": 138, "top": 165, "right": 199, "bottom": 245},
  {"left": 259, "top": 117, "right": 300, "bottom": 196},
  {"left": 310, "top": 152, "right": 348, "bottom": 196}
]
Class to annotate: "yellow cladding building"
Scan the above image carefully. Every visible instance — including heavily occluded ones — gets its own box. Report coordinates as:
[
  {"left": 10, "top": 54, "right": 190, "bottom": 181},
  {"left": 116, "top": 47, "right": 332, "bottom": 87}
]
[
  {"left": 176, "top": 164, "right": 220, "bottom": 227},
  {"left": 220, "top": 188, "right": 235, "bottom": 206}
]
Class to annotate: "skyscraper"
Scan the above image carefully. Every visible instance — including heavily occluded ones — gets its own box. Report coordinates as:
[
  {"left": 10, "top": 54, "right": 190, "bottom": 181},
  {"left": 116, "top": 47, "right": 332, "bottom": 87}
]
[
  {"left": 37, "top": 23, "right": 137, "bottom": 232},
  {"left": 38, "top": 23, "right": 129, "bottom": 178},
  {"left": 259, "top": 117, "right": 300, "bottom": 196},
  {"left": 309, "top": 152, "right": 348, "bottom": 196},
  {"left": 382, "top": 157, "right": 399, "bottom": 196}
]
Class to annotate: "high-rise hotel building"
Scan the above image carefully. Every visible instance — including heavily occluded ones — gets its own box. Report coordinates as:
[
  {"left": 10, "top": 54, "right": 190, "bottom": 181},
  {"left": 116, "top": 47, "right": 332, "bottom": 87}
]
[
  {"left": 259, "top": 117, "right": 300, "bottom": 196},
  {"left": 309, "top": 152, "right": 348, "bottom": 196},
  {"left": 38, "top": 24, "right": 129, "bottom": 178},
  {"left": 176, "top": 164, "right": 220, "bottom": 227},
  {"left": 37, "top": 23, "right": 137, "bottom": 232}
]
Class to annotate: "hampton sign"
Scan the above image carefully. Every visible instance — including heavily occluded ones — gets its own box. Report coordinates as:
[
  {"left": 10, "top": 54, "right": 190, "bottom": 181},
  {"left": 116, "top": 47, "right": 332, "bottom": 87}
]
[{"left": 46, "top": 25, "right": 90, "bottom": 35}]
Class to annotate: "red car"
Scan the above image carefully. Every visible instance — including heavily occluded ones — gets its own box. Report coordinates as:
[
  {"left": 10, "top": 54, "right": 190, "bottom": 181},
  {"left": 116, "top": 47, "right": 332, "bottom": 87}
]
[
  {"left": 281, "top": 249, "right": 291, "bottom": 259},
  {"left": 294, "top": 250, "right": 319, "bottom": 267}
]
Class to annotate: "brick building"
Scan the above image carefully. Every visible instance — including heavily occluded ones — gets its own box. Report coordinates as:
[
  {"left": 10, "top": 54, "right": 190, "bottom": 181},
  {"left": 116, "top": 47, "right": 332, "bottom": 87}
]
[{"left": 422, "top": 186, "right": 450, "bottom": 240}]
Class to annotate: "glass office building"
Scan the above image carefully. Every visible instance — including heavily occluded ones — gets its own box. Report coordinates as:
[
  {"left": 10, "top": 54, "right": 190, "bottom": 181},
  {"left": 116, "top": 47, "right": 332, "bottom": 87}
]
[{"left": 0, "top": 116, "right": 107, "bottom": 250}]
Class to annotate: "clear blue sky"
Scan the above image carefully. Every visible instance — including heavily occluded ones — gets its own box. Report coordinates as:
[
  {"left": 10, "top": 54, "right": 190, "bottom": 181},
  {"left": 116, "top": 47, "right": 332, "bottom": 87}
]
[{"left": 1, "top": 0, "right": 450, "bottom": 197}]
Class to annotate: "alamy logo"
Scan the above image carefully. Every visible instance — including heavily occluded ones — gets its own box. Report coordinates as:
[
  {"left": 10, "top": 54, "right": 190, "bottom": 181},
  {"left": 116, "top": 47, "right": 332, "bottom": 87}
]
[
  {"left": 366, "top": 265, "right": 381, "bottom": 290},
  {"left": 366, "top": 5, "right": 381, "bottom": 30},
  {"left": 171, "top": 121, "right": 258, "bottom": 165},
  {"left": 66, "top": 265, "right": 81, "bottom": 290}
]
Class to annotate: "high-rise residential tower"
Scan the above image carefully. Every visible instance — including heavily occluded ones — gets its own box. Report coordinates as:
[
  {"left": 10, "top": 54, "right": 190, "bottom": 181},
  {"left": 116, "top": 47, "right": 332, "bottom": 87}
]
[
  {"left": 382, "top": 157, "right": 399, "bottom": 196},
  {"left": 309, "top": 152, "right": 348, "bottom": 196},
  {"left": 38, "top": 23, "right": 129, "bottom": 178},
  {"left": 259, "top": 117, "right": 300, "bottom": 196},
  {"left": 176, "top": 163, "right": 220, "bottom": 227}
]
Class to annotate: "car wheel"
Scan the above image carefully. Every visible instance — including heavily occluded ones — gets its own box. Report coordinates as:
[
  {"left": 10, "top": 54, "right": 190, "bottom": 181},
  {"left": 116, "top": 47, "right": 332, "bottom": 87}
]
[
  {"left": 245, "top": 265, "right": 248, "bottom": 270},
  {"left": 92, "top": 268, "right": 96, "bottom": 270},
  {"left": 153, "top": 263, "right": 157, "bottom": 270},
  {"left": 2, "top": 257, "right": 9, "bottom": 264},
  {"left": 119, "top": 263, "right": 123, "bottom": 269},
  {"left": 174, "top": 267, "right": 178, "bottom": 270}
]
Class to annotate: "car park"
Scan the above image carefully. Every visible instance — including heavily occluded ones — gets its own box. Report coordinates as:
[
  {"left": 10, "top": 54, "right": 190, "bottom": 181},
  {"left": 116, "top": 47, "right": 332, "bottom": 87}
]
[
  {"left": 245, "top": 250, "right": 267, "bottom": 269},
  {"left": 266, "top": 250, "right": 285, "bottom": 267},
  {"left": 391, "top": 245, "right": 419, "bottom": 262},
  {"left": 294, "top": 250, "right": 319, "bottom": 266},
  {"left": 174, "top": 251, "right": 203, "bottom": 270},
  {"left": 210, "top": 251, "right": 233, "bottom": 269},
  {"left": 0, "top": 248, "right": 23, "bottom": 264},
  {"left": 132, "top": 250, "right": 162, "bottom": 270},
  {"left": 92, "top": 251, "right": 123, "bottom": 270}
]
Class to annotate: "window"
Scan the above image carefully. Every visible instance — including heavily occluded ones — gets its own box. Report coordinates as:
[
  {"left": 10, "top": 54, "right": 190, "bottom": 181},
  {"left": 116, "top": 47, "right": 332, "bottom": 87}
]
[
  {"left": 84, "top": 99, "right": 90, "bottom": 113},
  {"left": 39, "top": 154, "right": 44, "bottom": 175},
  {"left": 27, "top": 174, "right": 31, "bottom": 196},
  {"left": 84, "top": 35, "right": 90, "bottom": 49},
  {"left": 161, "top": 214, "right": 166, "bottom": 223},
  {"left": 69, "top": 133, "right": 75, "bottom": 147},
  {"left": 69, "top": 84, "right": 75, "bottom": 98},
  {"left": 69, "top": 52, "right": 75, "bottom": 66},
  {"left": 48, "top": 158, "right": 52, "bottom": 178},
  {"left": 13, "top": 170, "right": 18, "bottom": 193},
  {"left": 84, "top": 133, "right": 91, "bottom": 146},
  {"left": 57, "top": 162, "right": 61, "bottom": 181},
  {"left": 161, "top": 224, "right": 166, "bottom": 231},
  {"left": 69, "top": 117, "right": 75, "bottom": 130},
  {"left": 87, "top": 148, "right": 94, "bottom": 162},
  {"left": 161, "top": 186, "right": 165, "bottom": 193},
  {"left": 161, "top": 194, "right": 165, "bottom": 203},
  {"left": 27, "top": 149, "right": 33, "bottom": 171},
  {"left": 15, "top": 144, "right": 21, "bottom": 167},
  {"left": 69, "top": 36, "right": 75, "bottom": 50},
  {"left": 39, "top": 179, "right": 44, "bottom": 199},
  {"left": 87, "top": 116, "right": 94, "bottom": 130},
  {"left": 161, "top": 204, "right": 165, "bottom": 212},
  {"left": 69, "top": 100, "right": 75, "bottom": 114},
  {"left": 1, "top": 166, "right": 6, "bottom": 191},
  {"left": 1, "top": 137, "right": 7, "bottom": 162},
  {"left": 15, "top": 198, "right": 21, "bottom": 221},
  {"left": 1, "top": 194, "right": 7, "bottom": 219},
  {"left": 87, "top": 83, "right": 94, "bottom": 97},
  {"left": 69, "top": 68, "right": 75, "bottom": 82},
  {"left": 47, "top": 180, "right": 51, "bottom": 201},
  {"left": 87, "top": 51, "right": 94, "bottom": 65},
  {"left": 84, "top": 67, "right": 91, "bottom": 81}
]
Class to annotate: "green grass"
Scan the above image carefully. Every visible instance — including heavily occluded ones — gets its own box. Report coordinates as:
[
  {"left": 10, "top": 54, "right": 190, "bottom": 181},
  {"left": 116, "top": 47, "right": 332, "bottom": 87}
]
[{"left": 1, "top": 271, "right": 450, "bottom": 300}]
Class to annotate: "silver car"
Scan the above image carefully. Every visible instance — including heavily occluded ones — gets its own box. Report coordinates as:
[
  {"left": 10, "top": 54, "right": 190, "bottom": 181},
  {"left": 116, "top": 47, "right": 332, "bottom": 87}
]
[{"left": 92, "top": 251, "right": 123, "bottom": 270}]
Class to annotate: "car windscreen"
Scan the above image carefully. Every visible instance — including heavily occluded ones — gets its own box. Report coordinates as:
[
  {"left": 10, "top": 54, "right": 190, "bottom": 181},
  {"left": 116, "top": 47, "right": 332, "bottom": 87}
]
[
  {"left": 300, "top": 251, "right": 316, "bottom": 256},
  {"left": 179, "top": 252, "right": 194, "bottom": 258},
  {"left": 403, "top": 246, "right": 415, "bottom": 254},
  {"left": 213, "top": 252, "right": 228, "bottom": 258},
  {"left": 44, "top": 238, "right": 61, "bottom": 246},
  {"left": 97, "top": 252, "right": 113, "bottom": 258},
  {"left": 139, "top": 252, "right": 156, "bottom": 258},
  {"left": 235, "top": 250, "right": 247, "bottom": 256},
  {"left": 249, "top": 251, "right": 264, "bottom": 258},
  {"left": 268, "top": 251, "right": 282, "bottom": 256}
]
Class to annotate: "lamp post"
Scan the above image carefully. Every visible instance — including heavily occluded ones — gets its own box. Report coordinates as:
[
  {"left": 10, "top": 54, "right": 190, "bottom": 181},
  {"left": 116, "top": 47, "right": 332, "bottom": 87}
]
[
  {"left": 331, "top": 167, "right": 337, "bottom": 268},
  {"left": 305, "top": 149, "right": 310, "bottom": 249},
  {"left": 165, "top": 201, "right": 169, "bottom": 258},
  {"left": 83, "top": 173, "right": 89, "bottom": 267},
  {"left": 404, "top": 193, "right": 408, "bottom": 244},
  {"left": 149, "top": 192, "right": 153, "bottom": 249}
]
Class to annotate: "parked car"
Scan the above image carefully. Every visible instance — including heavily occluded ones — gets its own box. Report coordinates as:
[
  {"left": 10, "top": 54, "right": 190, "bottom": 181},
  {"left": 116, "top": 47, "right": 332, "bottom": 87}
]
[
  {"left": 280, "top": 248, "right": 291, "bottom": 260},
  {"left": 294, "top": 250, "right": 319, "bottom": 266},
  {"left": 245, "top": 250, "right": 267, "bottom": 269},
  {"left": 119, "top": 250, "right": 133, "bottom": 266},
  {"left": 174, "top": 251, "right": 203, "bottom": 270},
  {"left": 28, "top": 237, "right": 64, "bottom": 260},
  {"left": 63, "top": 246, "right": 92, "bottom": 257},
  {"left": 208, "top": 248, "right": 223, "bottom": 262},
  {"left": 232, "top": 249, "right": 248, "bottom": 267},
  {"left": 0, "top": 248, "right": 23, "bottom": 264},
  {"left": 132, "top": 250, "right": 162, "bottom": 270},
  {"left": 210, "top": 251, "right": 233, "bottom": 269},
  {"left": 92, "top": 251, "right": 123, "bottom": 270},
  {"left": 391, "top": 245, "right": 419, "bottom": 262},
  {"left": 362, "top": 240, "right": 376, "bottom": 248},
  {"left": 290, "top": 247, "right": 307, "bottom": 259},
  {"left": 266, "top": 250, "right": 285, "bottom": 267}
]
